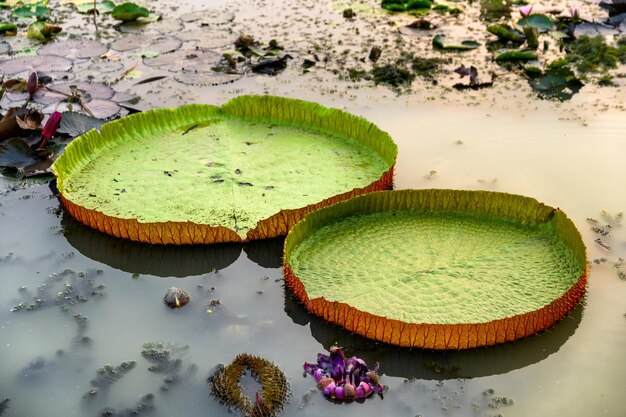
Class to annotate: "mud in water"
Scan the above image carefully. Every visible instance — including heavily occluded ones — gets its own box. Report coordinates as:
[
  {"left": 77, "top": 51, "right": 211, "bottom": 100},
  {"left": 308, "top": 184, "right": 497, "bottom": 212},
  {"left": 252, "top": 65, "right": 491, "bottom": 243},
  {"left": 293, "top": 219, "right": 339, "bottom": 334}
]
[{"left": 1, "top": 0, "right": 626, "bottom": 416}]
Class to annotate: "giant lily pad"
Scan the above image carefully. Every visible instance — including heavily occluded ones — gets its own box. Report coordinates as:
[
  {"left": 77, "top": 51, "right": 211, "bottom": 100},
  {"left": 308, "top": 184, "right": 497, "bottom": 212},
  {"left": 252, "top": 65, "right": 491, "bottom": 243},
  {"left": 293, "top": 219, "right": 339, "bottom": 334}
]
[
  {"left": 284, "top": 189, "right": 587, "bottom": 349},
  {"left": 52, "top": 96, "right": 397, "bottom": 244},
  {"left": 0, "top": 55, "right": 73, "bottom": 76}
]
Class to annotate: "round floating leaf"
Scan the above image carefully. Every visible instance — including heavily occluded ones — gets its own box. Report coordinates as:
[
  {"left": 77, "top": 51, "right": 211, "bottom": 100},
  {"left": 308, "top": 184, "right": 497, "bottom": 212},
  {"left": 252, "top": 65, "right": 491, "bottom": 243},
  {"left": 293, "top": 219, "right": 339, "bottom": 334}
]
[
  {"left": 118, "top": 18, "right": 184, "bottom": 34},
  {"left": 177, "top": 29, "right": 235, "bottom": 49},
  {"left": 0, "top": 41, "right": 12, "bottom": 54},
  {"left": 38, "top": 39, "right": 109, "bottom": 59},
  {"left": 110, "top": 34, "right": 182, "bottom": 53},
  {"left": 495, "top": 49, "right": 537, "bottom": 61},
  {"left": 143, "top": 49, "right": 222, "bottom": 71},
  {"left": 179, "top": 9, "right": 235, "bottom": 26},
  {"left": 517, "top": 14, "right": 553, "bottom": 32},
  {"left": 44, "top": 99, "right": 121, "bottom": 119},
  {"left": 74, "top": 0, "right": 116, "bottom": 14},
  {"left": 284, "top": 189, "right": 588, "bottom": 349},
  {"left": 528, "top": 66, "right": 583, "bottom": 101},
  {"left": 57, "top": 111, "right": 105, "bottom": 137},
  {"left": 52, "top": 96, "right": 397, "bottom": 244},
  {"left": 0, "top": 54, "right": 73, "bottom": 76},
  {"left": 173, "top": 71, "right": 243, "bottom": 86},
  {"left": 432, "top": 34, "right": 480, "bottom": 51},
  {"left": 573, "top": 22, "right": 620, "bottom": 38},
  {"left": 87, "top": 60, "right": 125, "bottom": 73},
  {"left": 111, "top": 2, "right": 150, "bottom": 22}
]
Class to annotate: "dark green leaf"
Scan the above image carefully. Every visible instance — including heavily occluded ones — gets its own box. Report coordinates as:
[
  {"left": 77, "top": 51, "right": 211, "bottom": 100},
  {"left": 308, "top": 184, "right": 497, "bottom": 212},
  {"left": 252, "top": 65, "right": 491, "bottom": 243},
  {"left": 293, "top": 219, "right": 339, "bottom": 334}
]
[
  {"left": 112, "top": 2, "right": 149, "bottom": 22},
  {"left": 432, "top": 34, "right": 480, "bottom": 51},
  {"left": 495, "top": 50, "right": 537, "bottom": 61},
  {"left": 517, "top": 14, "right": 553, "bottom": 32},
  {"left": 487, "top": 24, "right": 524, "bottom": 43}
]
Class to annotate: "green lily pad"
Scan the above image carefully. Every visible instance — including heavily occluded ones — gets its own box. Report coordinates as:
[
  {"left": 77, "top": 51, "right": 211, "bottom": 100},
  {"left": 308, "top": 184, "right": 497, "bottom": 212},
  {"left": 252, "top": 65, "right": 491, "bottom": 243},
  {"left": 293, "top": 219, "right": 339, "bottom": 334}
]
[
  {"left": 52, "top": 96, "right": 397, "bottom": 244},
  {"left": 528, "top": 65, "right": 583, "bottom": 101},
  {"left": 517, "top": 14, "right": 553, "bottom": 32},
  {"left": 27, "top": 21, "right": 61, "bottom": 41},
  {"left": 381, "top": 0, "right": 432, "bottom": 12},
  {"left": 284, "top": 189, "right": 587, "bottom": 349},
  {"left": 111, "top": 2, "right": 149, "bottom": 22},
  {"left": 74, "top": 0, "right": 116, "bottom": 14},
  {"left": 495, "top": 49, "right": 537, "bottom": 61},
  {"left": 432, "top": 34, "right": 480, "bottom": 51},
  {"left": 12, "top": 2, "right": 48, "bottom": 19},
  {"left": 0, "top": 22, "right": 17, "bottom": 35},
  {"left": 487, "top": 24, "right": 524, "bottom": 43}
]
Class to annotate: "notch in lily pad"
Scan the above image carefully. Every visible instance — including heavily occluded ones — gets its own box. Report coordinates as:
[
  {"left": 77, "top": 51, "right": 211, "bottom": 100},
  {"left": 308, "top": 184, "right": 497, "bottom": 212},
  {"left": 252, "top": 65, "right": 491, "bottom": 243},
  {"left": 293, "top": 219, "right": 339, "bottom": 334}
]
[
  {"left": 432, "top": 34, "right": 480, "bottom": 51},
  {"left": 112, "top": 2, "right": 150, "bottom": 22}
]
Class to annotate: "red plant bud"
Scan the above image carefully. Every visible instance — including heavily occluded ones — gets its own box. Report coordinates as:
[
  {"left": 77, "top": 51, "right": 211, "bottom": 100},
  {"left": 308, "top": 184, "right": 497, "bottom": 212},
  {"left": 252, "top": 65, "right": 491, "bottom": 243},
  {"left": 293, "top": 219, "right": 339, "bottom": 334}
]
[
  {"left": 38, "top": 111, "right": 62, "bottom": 149},
  {"left": 27, "top": 72, "right": 38, "bottom": 96}
]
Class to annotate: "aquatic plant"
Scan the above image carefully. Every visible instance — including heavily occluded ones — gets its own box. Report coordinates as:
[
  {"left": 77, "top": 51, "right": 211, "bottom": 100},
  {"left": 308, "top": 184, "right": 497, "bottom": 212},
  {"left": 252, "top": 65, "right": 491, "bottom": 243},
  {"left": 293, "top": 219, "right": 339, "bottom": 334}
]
[
  {"left": 284, "top": 189, "right": 588, "bottom": 349},
  {"left": 52, "top": 95, "right": 396, "bottom": 245},
  {"left": 210, "top": 353, "right": 288, "bottom": 417},
  {"left": 303, "top": 346, "right": 382, "bottom": 401},
  {"left": 565, "top": 35, "right": 626, "bottom": 73}
]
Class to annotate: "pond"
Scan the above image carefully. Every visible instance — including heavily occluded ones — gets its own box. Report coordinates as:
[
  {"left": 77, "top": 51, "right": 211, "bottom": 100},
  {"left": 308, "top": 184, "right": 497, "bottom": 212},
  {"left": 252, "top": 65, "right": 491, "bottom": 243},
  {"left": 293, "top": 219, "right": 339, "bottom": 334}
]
[{"left": 1, "top": 0, "right": 626, "bottom": 416}]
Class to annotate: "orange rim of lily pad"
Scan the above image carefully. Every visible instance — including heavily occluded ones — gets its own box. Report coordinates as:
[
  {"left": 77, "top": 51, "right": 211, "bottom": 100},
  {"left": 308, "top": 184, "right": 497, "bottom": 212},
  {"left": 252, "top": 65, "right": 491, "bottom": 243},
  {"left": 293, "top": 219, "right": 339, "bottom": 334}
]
[
  {"left": 284, "top": 189, "right": 588, "bottom": 350},
  {"left": 52, "top": 96, "right": 397, "bottom": 244}
]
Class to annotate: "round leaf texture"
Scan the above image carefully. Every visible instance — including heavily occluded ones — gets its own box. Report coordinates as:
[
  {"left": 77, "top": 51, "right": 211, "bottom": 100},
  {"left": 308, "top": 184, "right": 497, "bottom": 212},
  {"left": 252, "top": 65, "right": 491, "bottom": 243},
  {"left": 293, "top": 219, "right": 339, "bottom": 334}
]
[
  {"left": 284, "top": 189, "right": 587, "bottom": 349},
  {"left": 52, "top": 96, "right": 397, "bottom": 244}
]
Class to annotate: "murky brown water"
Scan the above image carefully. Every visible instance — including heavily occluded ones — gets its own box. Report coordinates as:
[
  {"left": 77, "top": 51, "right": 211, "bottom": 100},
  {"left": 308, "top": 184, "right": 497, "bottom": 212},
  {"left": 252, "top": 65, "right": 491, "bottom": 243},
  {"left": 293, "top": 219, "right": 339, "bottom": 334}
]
[{"left": 1, "top": 0, "right": 626, "bottom": 416}]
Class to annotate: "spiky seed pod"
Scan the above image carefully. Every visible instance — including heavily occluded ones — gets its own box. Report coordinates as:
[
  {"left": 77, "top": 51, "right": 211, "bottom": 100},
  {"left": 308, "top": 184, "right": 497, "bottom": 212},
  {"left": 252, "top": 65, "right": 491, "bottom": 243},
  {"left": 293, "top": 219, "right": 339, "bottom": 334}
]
[
  {"left": 163, "top": 287, "right": 190, "bottom": 309},
  {"left": 211, "top": 353, "right": 289, "bottom": 417}
]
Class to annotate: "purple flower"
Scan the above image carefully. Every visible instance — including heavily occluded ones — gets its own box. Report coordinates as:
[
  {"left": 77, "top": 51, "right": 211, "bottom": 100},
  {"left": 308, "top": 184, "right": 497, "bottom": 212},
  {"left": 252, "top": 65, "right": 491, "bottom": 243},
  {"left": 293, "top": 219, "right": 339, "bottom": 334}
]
[
  {"left": 570, "top": 6, "right": 579, "bottom": 19},
  {"left": 519, "top": 5, "right": 533, "bottom": 17},
  {"left": 27, "top": 72, "right": 38, "bottom": 97},
  {"left": 38, "top": 111, "right": 62, "bottom": 149},
  {"left": 302, "top": 346, "right": 383, "bottom": 402}
]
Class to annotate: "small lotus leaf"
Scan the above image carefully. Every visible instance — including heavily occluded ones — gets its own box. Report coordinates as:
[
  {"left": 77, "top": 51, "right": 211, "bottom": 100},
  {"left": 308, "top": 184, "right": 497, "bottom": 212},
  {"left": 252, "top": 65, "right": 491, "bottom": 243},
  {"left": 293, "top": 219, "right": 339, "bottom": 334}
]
[
  {"left": 0, "top": 23, "right": 17, "bottom": 35},
  {"left": 74, "top": 0, "right": 116, "bottom": 14},
  {"left": 495, "top": 50, "right": 537, "bottom": 61},
  {"left": 111, "top": 2, "right": 150, "bottom": 22},
  {"left": 57, "top": 112, "right": 105, "bottom": 137},
  {"left": 528, "top": 66, "right": 583, "bottom": 101},
  {"left": 12, "top": 2, "right": 48, "bottom": 20},
  {"left": 432, "top": 34, "right": 480, "bottom": 50},
  {"left": 38, "top": 40, "right": 108, "bottom": 59},
  {"left": 27, "top": 21, "right": 61, "bottom": 41},
  {"left": 487, "top": 24, "right": 524, "bottom": 43},
  {"left": 179, "top": 9, "right": 235, "bottom": 26},
  {"left": 110, "top": 34, "right": 182, "bottom": 53},
  {"left": 0, "top": 55, "right": 72, "bottom": 76},
  {"left": 517, "top": 14, "right": 553, "bottom": 32}
]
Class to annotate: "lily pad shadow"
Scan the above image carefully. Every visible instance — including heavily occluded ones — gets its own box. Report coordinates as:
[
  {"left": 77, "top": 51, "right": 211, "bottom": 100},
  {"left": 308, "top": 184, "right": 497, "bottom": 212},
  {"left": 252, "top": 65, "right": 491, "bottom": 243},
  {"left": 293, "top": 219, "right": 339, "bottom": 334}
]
[
  {"left": 284, "top": 289, "right": 583, "bottom": 380},
  {"left": 61, "top": 211, "right": 242, "bottom": 277},
  {"left": 243, "top": 237, "right": 284, "bottom": 269}
]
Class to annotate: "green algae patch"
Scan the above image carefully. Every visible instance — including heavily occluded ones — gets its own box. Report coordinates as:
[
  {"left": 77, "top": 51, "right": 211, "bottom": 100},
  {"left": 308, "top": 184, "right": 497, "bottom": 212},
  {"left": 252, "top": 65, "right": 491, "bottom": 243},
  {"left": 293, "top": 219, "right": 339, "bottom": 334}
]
[
  {"left": 284, "top": 189, "right": 587, "bottom": 349},
  {"left": 52, "top": 96, "right": 397, "bottom": 244}
]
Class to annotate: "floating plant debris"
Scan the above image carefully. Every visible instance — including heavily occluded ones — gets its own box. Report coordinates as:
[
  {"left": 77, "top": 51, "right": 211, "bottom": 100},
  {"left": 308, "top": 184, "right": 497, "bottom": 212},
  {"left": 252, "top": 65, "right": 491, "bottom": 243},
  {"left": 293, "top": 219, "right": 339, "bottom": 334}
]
[
  {"left": 52, "top": 95, "right": 396, "bottom": 244},
  {"left": 284, "top": 189, "right": 587, "bottom": 349},
  {"left": 85, "top": 361, "right": 137, "bottom": 398},
  {"left": 163, "top": 287, "right": 190, "bottom": 308},
  {"left": 210, "top": 353, "right": 288, "bottom": 417},
  {"left": 141, "top": 342, "right": 195, "bottom": 391},
  {"left": 303, "top": 346, "right": 382, "bottom": 401}
]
